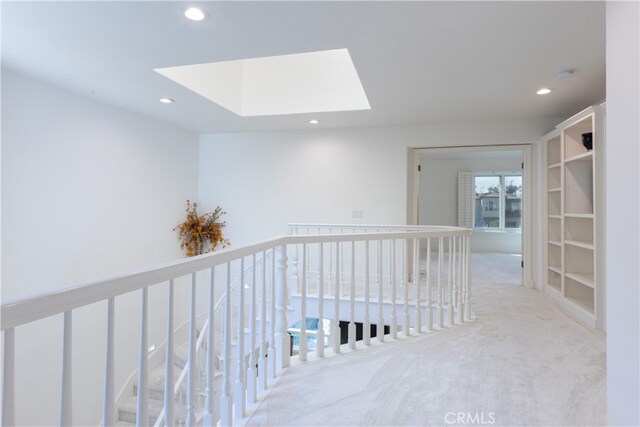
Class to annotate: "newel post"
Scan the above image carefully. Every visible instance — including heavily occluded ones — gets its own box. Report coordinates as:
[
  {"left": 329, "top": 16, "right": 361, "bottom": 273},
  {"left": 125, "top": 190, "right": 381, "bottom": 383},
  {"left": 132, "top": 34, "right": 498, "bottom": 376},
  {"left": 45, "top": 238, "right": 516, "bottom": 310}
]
[{"left": 275, "top": 245, "right": 290, "bottom": 370}]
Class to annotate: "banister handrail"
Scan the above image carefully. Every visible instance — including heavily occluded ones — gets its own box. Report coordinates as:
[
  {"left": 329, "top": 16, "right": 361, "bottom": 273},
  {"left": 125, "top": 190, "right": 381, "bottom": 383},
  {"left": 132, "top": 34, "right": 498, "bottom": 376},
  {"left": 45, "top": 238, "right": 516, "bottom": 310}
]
[
  {"left": 1, "top": 228, "right": 470, "bottom": 330},
  {"left": 288, "top": 223, "right": 461, "bottom": 230},
  {"left": 2, "top": 224, "right": 474, "bottom": 427}
]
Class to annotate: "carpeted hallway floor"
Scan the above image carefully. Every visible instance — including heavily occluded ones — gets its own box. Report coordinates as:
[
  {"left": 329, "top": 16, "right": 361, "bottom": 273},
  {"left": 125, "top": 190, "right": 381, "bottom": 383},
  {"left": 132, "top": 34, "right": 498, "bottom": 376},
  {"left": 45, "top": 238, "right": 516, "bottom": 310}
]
[{"left": 244, "top": 253, "right": 606, "bottom": 426}]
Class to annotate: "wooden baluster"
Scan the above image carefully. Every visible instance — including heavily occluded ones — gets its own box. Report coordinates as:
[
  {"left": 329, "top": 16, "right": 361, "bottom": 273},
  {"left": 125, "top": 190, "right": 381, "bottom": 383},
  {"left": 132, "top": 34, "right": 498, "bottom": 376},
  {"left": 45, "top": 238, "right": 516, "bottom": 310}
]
[
  {"left": 102, "top": 298, "right": 115, "bottom": 427},
  {"left": 438, "top": 237, "right": 444, "bottom": 328},
  {"left": 364, "top": 240, "right": 371, "bottom": 346},
  {"left": 186, "top": 273, "right": 197, "bottom": 427},
  {"left": 235, "top": 259, "right": 246, "bottom": 418},
  {"left": 328, "top": 234, "right": 333, "bottom": 298},
  {"left": 259, "top": 251, "right": 268, "bottom": 392},
  {"left": 390, "top": 240, "right": 398, "bottom": 339},
  {"left": 456, "top": 236, "right": 464, "bottom": 324},
  {"left": 403, "top": 238, "right": 410, "bottom": 337},
  {"left": 204, "top": 268, "right": 216, "bottom": 426},
  {"left": 165, "top": 280, "right": 176, "bottom": 427},
  {"left": 247, "top": 255, "right": 258, "bottom": 404},
  {"left": 275, "top": 245, "right": 290, "bottom": 369},
  {"left": 348, "top": 240, "right": 356, "bottom": 350},
  {"left": 414, "top": 237, "right": 422, "bottom": 334},
  {"left": 448, "top": 237, "right": 454, "bottom": 326},
  {"left": 426, "top": 238, "right": 433, "bottom": 331},
  {"left": 377, "top": 240, "right": 385, "bottom": 343},
  {"left": 299, "top": 244, "right": 308, "bottom": 362},
  {"left": 291, "top": 233, "right": 299, "bottom": 295},
  {"left": 136, "top": 289, "right": 149, "bottom": 426},
  {"left": 60, "top": 311, "right": 72, "bottom": 426},
  {"left": 465, "top": 235, "right": 472, "bottom": 321},
  {"left": 316, "top": 243, "right": 325, "bottom": 357},
  {"left": 333, "top": 242, "right": 341, "bottom": 353},
  {"left": 269, "top": 250, "right": 277, "bottom": 378},
  {"left": 2, "top": 328, "right": 15, "bottom": 427},
  {"left": 220, "top": 265, "right": 232, "bottom": 427}
]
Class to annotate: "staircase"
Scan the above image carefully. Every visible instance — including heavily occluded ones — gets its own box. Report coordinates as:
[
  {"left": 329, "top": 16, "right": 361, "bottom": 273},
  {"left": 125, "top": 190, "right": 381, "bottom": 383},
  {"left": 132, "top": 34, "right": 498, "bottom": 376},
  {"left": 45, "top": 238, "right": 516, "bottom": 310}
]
[{"left": 116, "top": 343, "right": 189, "bottom": 426}]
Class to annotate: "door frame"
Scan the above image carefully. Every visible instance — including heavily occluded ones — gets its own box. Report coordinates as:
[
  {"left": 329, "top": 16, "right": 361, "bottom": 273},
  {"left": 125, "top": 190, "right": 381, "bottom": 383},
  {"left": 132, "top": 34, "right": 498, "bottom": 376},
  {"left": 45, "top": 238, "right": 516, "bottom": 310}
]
[{"left": 407, "top": 144, "right": 533, "bottom": 288}]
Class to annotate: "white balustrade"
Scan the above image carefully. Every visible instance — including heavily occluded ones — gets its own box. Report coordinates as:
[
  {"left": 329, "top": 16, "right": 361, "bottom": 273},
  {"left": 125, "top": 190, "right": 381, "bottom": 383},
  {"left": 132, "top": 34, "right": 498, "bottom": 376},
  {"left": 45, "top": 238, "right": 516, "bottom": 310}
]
[
  {"left": 333, "top": 242, "right": 341, "bottom": 353},
  {"left": 1, "top": 225, "right": 472, "bottom": 427},
  {"left": 164, "top": 280, "right": 176, "bottom": 427},
  {"left": 60, "top": 311, "right": 72, "bottom": 426},
  {"left": 136, "top": 289, "right": 149, "bottom": 426},
  {"left": 299, "top": 244, "right": 308, "bottom": 361},
  {"left": 204, "top": 268, "right": 216, "bottom": 426}
]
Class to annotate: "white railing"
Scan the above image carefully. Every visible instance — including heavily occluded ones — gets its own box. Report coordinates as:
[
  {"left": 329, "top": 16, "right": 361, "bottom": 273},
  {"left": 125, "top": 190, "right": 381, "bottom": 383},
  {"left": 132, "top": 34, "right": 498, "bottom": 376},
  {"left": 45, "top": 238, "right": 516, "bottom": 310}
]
[
  {"left": 153, "top": 251, "right": 271, "bottom": 426},
  {"left": 1, "top": 226, "right": 472, "bottom": 427}
]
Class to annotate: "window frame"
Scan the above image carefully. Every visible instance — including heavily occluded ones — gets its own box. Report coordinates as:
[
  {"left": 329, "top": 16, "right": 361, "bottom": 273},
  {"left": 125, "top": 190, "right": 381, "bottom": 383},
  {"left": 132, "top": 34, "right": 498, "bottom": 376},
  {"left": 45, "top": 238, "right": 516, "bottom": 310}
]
[{"left": 473, "top": 171, "right": 522, "bottom": 232}]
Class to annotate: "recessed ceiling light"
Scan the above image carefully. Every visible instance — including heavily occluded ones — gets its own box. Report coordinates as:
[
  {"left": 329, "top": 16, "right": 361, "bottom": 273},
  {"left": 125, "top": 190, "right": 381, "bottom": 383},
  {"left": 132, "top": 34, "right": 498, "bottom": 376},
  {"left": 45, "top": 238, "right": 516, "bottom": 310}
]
[
  {"left": 185, "top": 7, "right": 207, "bottom": 21},
  {"left": 160, "top": 98, "right": 175, "bottom": 104},
  {"left": 309, "top": 119, "right": 319, "bottom": 124},
  {"left": 555, "top": 69, "right": 573, "bottom": 79},
  {"left": 536, "top": 88, "right": 552, "bottom": 95}
]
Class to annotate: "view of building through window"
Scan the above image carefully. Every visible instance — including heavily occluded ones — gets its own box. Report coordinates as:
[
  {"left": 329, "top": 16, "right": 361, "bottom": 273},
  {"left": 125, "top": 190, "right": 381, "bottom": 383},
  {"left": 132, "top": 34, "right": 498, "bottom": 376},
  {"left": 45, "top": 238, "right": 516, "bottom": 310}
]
[{"left": 474, "top": 174, "right": 522, "bottom": 229}]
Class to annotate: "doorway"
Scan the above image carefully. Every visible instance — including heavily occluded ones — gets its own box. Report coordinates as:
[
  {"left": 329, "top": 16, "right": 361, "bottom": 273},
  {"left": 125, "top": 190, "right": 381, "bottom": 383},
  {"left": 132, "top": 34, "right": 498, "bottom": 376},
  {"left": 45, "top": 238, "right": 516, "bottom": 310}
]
[{"left": 407, "top": 145, "right": 532, "bottom": 288}]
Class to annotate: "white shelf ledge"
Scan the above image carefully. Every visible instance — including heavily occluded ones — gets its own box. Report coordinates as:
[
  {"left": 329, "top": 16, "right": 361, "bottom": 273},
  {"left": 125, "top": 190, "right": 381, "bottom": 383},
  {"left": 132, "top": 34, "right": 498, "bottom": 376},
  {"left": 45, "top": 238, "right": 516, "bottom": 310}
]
[
  {"left": 548, "top": 266, "right": 562, "bottom": 275},
  {"left": 565, "top": 151, "right": 593, "bottom": 163},
  {"left": 565, "top": 272, "right": 595, "bottom": 288},
  {"left": 548, "top": 240, "right": 562, "bottom": 247},
  {"left": 548, "top": 187, "right": 561, "bottom": 193},
  {"left": 548, "top": 162, "right": 562, "bottom": 169},
  {"left": 565, "top": 213, "right": 594, "bottom": 219},
  {"left": 565, "top": 240, "right": 594, "bottom": 250}
]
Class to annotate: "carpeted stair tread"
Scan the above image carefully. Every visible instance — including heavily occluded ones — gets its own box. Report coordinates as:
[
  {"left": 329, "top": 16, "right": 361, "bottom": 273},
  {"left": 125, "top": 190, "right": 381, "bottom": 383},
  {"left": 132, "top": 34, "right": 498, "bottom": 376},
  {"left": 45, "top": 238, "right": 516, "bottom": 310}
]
[{"left": 118, "top": 395, "right": 165, "bottom": 425}]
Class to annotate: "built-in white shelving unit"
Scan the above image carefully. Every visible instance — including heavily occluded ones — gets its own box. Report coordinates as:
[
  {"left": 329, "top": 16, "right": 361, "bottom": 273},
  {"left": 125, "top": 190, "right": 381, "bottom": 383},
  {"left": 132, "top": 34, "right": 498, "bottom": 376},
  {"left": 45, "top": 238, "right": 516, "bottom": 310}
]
[{"left": 543, "top": 105, "right": 605, "bottom": 329}]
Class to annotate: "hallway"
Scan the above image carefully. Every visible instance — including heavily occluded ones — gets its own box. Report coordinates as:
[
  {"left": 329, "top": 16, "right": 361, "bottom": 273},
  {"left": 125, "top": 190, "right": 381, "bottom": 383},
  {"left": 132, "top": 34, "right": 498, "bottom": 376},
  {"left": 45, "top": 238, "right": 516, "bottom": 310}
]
[{"left": 245, "top": 253, "right": 606, "bottom": 426}]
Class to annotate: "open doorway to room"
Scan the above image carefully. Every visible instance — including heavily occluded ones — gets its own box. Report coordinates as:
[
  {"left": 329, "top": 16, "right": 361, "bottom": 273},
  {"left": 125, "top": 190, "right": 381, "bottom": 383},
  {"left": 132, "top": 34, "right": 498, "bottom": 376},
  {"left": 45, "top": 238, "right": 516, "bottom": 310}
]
[{"left": 409, "top": 146, "right": 531, "bottom": 287}]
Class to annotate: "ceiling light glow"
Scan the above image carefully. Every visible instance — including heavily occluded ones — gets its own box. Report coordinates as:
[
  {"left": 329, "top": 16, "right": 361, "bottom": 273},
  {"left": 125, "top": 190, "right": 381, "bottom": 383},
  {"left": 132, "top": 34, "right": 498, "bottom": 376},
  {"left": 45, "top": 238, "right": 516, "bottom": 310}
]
[
  {"left": 159, "top": 98, "right": 175, "bottom": 104},
  {"left": 536, "top": 88, "right": 552, "bottom": 95},
  {"left": 185, "top": 7, "right": 206, "bottom": 21},
  {"left": 309, "top": 119, "right": 319, "bottom": 124}
]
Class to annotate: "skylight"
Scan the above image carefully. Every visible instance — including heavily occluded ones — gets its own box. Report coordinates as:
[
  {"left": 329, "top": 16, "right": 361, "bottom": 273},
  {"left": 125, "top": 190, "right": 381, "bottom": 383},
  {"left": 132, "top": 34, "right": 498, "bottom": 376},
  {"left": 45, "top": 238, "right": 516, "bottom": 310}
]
[{"left": 154, "top": 49, "right": 370, "bottom": 117}]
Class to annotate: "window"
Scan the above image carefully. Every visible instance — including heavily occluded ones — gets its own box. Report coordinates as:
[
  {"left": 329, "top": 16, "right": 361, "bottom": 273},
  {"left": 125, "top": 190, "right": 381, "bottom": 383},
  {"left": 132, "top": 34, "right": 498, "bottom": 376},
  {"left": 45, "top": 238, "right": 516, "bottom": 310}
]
[{"left": 474, "top": 173, "right": 522, "bottom": 230}]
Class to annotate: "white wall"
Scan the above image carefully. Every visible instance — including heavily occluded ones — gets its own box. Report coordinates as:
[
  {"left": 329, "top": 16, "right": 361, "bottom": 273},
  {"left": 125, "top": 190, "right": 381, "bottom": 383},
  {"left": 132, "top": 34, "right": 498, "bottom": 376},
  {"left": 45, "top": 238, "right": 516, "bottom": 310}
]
[
  {"left": 605, "top": 2, "right": 640, "bottom": 425},
  {"left": 198, "top": 118, "right": 558, "bottom": 260},
  {"left": 1, "top": 70, "right": 199, "bottom": 426},
  {"left": 418, "top": 155, "right": 522, "bottom": 253}
]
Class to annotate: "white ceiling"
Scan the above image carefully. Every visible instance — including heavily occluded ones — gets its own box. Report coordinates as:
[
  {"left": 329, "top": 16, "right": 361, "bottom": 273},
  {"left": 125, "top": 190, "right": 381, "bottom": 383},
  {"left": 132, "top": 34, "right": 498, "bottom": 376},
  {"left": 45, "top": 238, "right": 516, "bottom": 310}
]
[{"left": 1, "top": 1, "right": 605, "bottom": 134}]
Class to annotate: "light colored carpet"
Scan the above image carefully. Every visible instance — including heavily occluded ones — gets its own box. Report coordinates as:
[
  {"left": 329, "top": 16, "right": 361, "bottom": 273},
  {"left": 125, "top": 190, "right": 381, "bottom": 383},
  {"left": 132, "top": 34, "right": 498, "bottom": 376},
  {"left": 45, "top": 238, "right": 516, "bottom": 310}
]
[{"left": 245, "top": 253, "right": 606, "bottom": 426}]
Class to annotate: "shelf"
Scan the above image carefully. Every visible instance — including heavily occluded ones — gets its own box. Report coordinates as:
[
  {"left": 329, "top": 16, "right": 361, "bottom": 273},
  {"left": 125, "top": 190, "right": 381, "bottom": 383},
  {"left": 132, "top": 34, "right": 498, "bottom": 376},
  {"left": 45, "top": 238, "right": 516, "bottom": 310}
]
[
  {"left": 565, "top": 276, "right": 595, "bottom": 313},
  {"left": 565, "top": 272, "right": 595, "bottom": 288},
  {"left": 548, "top": 266, "right": 562, "bottom": 275},
  {"left": 548, "top": 240, "right": 562, "bottom": 247},
  {"left": 564, "top": 115, "right": 594, "bottom": 159},
  {"left": 547, "top": 268, "right": 562, "bottom": 292},
  {"left": 548, "top": 214, "right": 563, "bottom": 219},
  {"left": 547, "top": 135, "right": 561, "bottom": 166},
  {"left": 548, "top": 187, "right": 561, "bottom": 193},
  {"left": 565, "top": 240, "right": 594, "bottom": 250},
  {"left": 548, "top": 162, "right": 562, "bottom": 169},
  {"left": 565, "top": 160, "right": 593, "bottom": 215},
  {"left": 565, "top": 245, "right": 594, "bottom": 284},
  {"left": 565, "top": 151, "right": 593, "bottom": 163},
  {"left": 548, "top": 192, "right": 561, "bottom": 216},
  {"left": 565, "top": 213, "right": 594, "bottom": 219}
]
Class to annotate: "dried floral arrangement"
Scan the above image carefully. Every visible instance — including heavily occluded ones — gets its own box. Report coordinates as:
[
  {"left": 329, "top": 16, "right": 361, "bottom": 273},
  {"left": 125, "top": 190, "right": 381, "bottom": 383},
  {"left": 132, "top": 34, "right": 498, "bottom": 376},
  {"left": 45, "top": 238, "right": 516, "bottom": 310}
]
[{"left": 174, "top": 200, "right": 229, "bottom": 257}]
